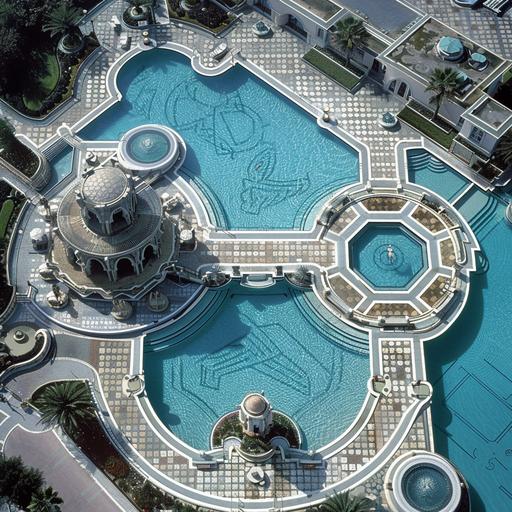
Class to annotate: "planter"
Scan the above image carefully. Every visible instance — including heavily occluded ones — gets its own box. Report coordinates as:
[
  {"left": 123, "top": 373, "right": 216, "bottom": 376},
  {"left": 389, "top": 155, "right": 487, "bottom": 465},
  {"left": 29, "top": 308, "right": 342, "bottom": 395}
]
[
  {"left": 58, "top": 34, "right": 84, "bottom": 55},
  {"left": 129, "top": 6, "right": 149, "bottom": 19}
]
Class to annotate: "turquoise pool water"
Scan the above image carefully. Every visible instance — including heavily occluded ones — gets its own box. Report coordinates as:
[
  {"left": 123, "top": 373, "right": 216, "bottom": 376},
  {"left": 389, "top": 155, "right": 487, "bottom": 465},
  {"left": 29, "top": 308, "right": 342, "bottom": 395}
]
[
  {"left": 410, "top": 153, "right": 512, "bottom": 512},
  {"left": 350, "top": 223, "right": 427, "bottom": 289},
  {"left": 144, "top": 283, "right": 369, "bottom": 450},
  {"left": 46, "top": 146, "right": 74, "bottom": 191},
  {"left": 407, "top": 149, "right": 469, "bottom": 201},
  {"left": 127, "top": 130, "right": 170, "bottom": 163},
  {"left": 80, "top": 49, "right": 360, "bottom": 230}
]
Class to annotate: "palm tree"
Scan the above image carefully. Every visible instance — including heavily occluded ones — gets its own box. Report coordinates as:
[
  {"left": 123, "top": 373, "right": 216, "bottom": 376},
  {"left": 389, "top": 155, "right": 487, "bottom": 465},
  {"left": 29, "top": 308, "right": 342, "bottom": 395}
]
[
  {"left": 426, "top": 67, "right": 462, "bottom": 121},
  {"left": 32, "top": 381, "right": 96, "bottom": 435},
  {"left": 43, "top": 4, "right": 83, "bottom": 41},
  {"left": 333, "top": 17, "right": 368, "bottom": 68},
  {"left": 292, "top": 265, "right": 312, "bottom": 286},
  {"left": 496, "top": 130, "right": 512, "bottom": 168},
  {"left": 28, "top": 486, "right": 63, "bottom": 512},
  {"left": 321, "top": 491, "right": 373, "bottom": 512}
]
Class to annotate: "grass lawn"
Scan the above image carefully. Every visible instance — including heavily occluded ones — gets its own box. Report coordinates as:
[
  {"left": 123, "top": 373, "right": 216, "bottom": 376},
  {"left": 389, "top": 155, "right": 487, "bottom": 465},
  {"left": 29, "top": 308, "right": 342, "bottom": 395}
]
[
  {"left": 398, "top": 106, "right": 456, "bottom": 149},
  {"left": 303, "top": 48, "right": 362, "bottom": 91},
  {"left": 22, "top": 53, "right": 60, "bottom": 112},
  {"left": 0, "top": 199, "right": 14, "bottom": 240}
]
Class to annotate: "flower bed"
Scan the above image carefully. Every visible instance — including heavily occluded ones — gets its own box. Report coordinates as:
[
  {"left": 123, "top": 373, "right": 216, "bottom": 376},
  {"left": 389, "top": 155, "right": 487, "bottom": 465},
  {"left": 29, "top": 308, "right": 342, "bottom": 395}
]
[
  {"left": 5, "top": 35, "right": 99, "bottom": 119},
  {"left": 30, "top": 381, "right": 201, "bottom": 512},
  {"left": 303, "top": 47, "right": 362, "bottom": 92}
]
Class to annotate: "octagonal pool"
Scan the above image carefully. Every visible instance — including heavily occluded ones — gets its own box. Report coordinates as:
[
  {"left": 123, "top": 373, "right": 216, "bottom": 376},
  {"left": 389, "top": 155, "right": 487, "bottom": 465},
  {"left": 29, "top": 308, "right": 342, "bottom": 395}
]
[{"left": 350, "top": 223, "right": 427, "bottom": 289}]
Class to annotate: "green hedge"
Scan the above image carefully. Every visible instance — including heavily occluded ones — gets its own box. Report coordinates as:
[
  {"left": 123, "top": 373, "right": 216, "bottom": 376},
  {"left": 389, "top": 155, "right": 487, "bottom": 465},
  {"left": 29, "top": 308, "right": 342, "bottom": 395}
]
[
  {"left": 398, "top": 107, "right": 456, "bottom": 149},
  {"left": 0, "top": 199, "right": 14, "bottom": 240},
  {"left": 303, "top": 48, "right": 361, "bottom": 91}
]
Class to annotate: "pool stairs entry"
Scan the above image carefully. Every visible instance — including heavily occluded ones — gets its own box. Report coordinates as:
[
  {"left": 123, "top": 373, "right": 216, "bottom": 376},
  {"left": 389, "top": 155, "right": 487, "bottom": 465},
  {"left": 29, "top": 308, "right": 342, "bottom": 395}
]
[{"left": 407, "top": 150, "right": 450, "bottom": 176}]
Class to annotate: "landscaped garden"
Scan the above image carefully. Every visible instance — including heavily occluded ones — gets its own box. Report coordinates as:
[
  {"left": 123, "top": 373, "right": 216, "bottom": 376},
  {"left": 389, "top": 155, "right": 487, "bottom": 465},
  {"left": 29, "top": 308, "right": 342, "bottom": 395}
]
[
  {"left": 30, "top": 381, "right": 198, "bottom": 512},
  {"left": 0, "top": 180, "right": 25, "bottom": 317},
  {"left": 0, "top": 0, "right": 100, "bottom": 117},
  {"left": 166, "top": 0, "right": 235, "bottom": 33}
]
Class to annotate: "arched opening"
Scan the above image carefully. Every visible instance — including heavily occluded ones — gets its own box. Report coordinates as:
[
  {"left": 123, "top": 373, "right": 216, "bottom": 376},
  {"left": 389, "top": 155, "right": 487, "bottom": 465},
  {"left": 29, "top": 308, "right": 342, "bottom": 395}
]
[
  {"left": 66, "top": 248, "right": 78, "bottom": 267},
  {"left": 89, "top": 258, "right": 107, "bottom": 277},
  {"left": 111, "top": 209, "right": 129, "bottom": 232},
  {"left": 142, "top": 245, "right": 155, "bottom": 267},
  {"left": 116, "top": 257, "right": 136, "bottom": 279},
  {"left": 287, "top": 16, "right": 307, "bottom": 39}
]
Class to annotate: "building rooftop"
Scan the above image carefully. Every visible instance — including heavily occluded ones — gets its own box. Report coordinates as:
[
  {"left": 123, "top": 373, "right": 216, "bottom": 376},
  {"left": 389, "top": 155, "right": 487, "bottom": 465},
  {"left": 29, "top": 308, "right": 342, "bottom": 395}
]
[
  {"left": 384, "top": 17, "right": 507, "bottom": 102},
  {"left": 334, "top": 0, "right": 422, "bottom": 39},
  {"left": 289, "top": 0, "right": 342, "bottom": 22}
]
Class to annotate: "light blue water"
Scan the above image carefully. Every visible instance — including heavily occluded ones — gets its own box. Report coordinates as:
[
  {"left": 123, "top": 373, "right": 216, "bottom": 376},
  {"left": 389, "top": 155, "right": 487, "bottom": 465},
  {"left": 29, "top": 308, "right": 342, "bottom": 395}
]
[
  {"left": 407, "top": 148, "right": 469, "bottom": 202},
  {"left": 412, "top": 154, "right": 512, "bottom": 512},
  {"left": 45, "top": 146, "right": 74, "bottom": 191},
  {"left": 402, "top": 465, "right": 453, "bottom": 512},
  {"left": 127, "top": 130, "right": 171, "bottom": 163},
  {"left": 80, "top": 49, "right": 360, "bottom": 230},
  {"left": 144, "top": 283, "right": 369, "bottom": 450},
  {"left": 350, "top": 223, "right": 427, "bottom": 289}
]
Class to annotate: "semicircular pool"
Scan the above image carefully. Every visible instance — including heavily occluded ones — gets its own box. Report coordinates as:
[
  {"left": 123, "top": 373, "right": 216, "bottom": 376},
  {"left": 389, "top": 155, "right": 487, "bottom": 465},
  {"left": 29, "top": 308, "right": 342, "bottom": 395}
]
[{"left": 143, "top": 283, "right": 369, "bottom": 450}]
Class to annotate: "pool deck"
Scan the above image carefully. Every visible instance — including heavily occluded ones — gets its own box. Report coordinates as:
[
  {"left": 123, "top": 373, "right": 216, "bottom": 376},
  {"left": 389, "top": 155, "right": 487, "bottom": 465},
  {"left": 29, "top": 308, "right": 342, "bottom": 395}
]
[{"left": 0, "top": 0, "right": 493, "bottom": 510}]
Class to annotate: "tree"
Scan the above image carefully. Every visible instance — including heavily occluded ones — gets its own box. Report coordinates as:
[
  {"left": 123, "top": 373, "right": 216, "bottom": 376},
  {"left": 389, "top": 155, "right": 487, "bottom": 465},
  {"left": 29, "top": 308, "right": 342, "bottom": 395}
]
[
  {"left": 42, "top": 4, "right": 82, "bottom": 40},
  {"left": 496, "top": 130, "right": 512, "bottom": 168},
  {"left": 0, "top": 456, "right": 44, "bottom": 509},
  {"left": 31, "top": 381, "right": 96, "bottom": 435},
  {"left": 292, "top": 265, "right": 312, "bottom": 286},
  {"left": 321, "top": 491, "right": 373, "bottom": 512},
  {"left": 0, "top": 118, "right": 17, "bottom": 153},
  {"left": 333, "top": 17, "right": 368, "bottom": 67},
  {"left": 133, "top": 481, "right": 165, "bottom": 512},
  {"left": 28, "top": 486, "right": 63, "bottom": 512},
  {"left": 426, "top": 67, "right": 462, "bottom": 121}
]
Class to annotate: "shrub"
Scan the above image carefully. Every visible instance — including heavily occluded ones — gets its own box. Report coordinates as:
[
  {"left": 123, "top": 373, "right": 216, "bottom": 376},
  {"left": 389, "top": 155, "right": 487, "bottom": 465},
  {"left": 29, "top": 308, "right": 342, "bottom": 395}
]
[
  {"left": 103, "top": 456, "right": 129, "bottom": 479},
  {"left": 240, "top": 435, "right": 271, "bottom": 455}
]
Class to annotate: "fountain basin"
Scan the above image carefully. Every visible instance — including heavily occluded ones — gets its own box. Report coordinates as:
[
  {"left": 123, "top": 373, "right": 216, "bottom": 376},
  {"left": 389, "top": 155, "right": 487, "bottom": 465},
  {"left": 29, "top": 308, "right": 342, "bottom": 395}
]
[{"left": 117, "top": 124, "right": 185, "bottom": 175}]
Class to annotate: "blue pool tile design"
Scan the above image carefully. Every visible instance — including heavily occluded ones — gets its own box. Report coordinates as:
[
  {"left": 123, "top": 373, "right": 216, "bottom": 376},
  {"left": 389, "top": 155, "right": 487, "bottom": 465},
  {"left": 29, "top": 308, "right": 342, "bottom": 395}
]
[
  {"left": 144, "top": 283, "right": 369, "bottom": 450},
  {"left": 349, "top": 223, "right": 427, "bottom": 289},
  {"left": 80, "top": 49, "right": 360, "bottom": 230}
]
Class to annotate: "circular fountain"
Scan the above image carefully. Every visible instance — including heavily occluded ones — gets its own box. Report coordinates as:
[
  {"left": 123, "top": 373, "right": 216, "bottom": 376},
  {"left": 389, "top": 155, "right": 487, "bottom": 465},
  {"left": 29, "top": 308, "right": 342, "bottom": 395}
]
[
  {"left": 385, "top": 452, "right": 463, "bottom": 512},
  {"left": 117, "top": 124, "right": 185, "bottom": 175}
]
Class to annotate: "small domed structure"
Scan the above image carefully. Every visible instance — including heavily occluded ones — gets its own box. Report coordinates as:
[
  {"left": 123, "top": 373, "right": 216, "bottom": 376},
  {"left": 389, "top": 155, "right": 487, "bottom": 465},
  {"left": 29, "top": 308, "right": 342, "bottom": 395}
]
[
  {"left": 437, "top": 36, "right": 465, "bottom": 61},
  {"left": 239, "top": 393, "right": 272, "bottom": 437},
  {"left": 77, "top": 166, "right": 136, "bottom": 236}
]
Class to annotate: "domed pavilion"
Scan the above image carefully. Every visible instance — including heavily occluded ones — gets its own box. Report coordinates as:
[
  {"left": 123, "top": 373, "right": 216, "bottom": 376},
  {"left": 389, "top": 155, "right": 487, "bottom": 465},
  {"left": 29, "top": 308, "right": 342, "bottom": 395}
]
[{"left": 47, "top": 165, "right": 179, "bottom": 299}]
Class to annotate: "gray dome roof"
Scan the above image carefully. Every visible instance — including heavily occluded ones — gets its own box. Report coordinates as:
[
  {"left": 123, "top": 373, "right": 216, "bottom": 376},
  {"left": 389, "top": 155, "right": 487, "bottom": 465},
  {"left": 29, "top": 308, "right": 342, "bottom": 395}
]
[
  {"left": 81, "top": 167, "right": 129, "bottom": 204},
  {"left": 243, "top": 393, "right": 268, "bottom": 415}
]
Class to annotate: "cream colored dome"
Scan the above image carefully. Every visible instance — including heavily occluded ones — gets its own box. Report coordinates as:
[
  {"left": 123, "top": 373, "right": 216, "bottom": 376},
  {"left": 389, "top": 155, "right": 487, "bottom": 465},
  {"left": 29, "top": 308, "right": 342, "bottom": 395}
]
[{"left": 242, "top": 393, "right": 268, "bottom": 416}]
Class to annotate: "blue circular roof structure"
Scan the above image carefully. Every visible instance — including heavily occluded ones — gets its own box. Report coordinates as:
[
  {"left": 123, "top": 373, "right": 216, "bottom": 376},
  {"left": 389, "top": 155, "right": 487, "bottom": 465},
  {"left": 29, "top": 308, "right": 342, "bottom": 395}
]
[{"left": 437, "top": 36, "right": 464, "bottom": 61}]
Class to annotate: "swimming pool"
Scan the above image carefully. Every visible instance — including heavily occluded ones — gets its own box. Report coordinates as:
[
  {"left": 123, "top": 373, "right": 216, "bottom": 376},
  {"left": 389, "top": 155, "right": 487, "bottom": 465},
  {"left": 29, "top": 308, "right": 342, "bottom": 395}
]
[
  {"left": 144, "top": 282, "right": 369, "bottom": 450},
  {"left": 407, "top": 148, "right": 469, "bottom": 202},
  {"left": 410, "top": 154, "right": 512, "bottom": 512},
  {"left": 80, "top": 49, "right": 360, "bottom": 230},
  {"left": 349, "top": 223, "right": 427, "bottom": 289}
]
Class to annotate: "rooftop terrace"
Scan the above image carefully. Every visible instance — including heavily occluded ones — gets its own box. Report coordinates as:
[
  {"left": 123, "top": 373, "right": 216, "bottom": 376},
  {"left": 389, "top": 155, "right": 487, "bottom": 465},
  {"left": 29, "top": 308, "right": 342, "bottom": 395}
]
[
  {"left": 334, "top": 0, "right": 422, "bottom": 39},
  {"left": 386, "top": 18, "right": 506, "bottom": 101},
  {"left": 290, "top": 0, "right": 341, "bottom": 22}
]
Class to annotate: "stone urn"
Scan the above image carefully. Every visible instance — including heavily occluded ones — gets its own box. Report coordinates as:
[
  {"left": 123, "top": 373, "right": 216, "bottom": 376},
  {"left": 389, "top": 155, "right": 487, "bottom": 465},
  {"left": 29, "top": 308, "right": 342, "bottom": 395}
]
[
  {"left": 46, "top": 284, "right": 69, "bottom": 309},
  {"left": 111, "top": 299, "right": 134, "bottom": 321}
]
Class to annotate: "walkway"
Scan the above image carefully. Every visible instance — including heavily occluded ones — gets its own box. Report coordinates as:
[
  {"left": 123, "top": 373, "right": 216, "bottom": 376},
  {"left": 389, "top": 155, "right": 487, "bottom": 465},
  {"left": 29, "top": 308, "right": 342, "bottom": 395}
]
[{"left": 4, "top": 428, "right": 135, "bottom": 512}]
